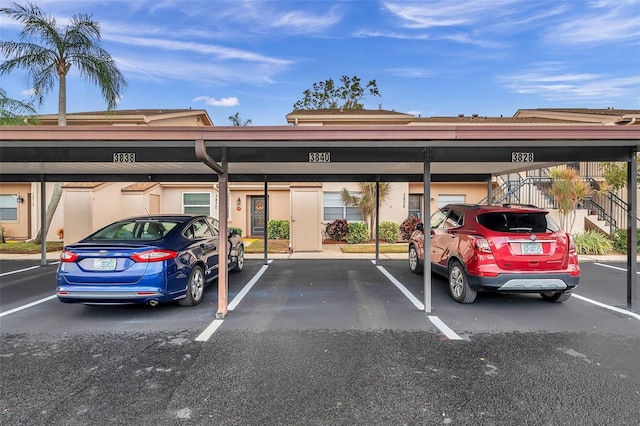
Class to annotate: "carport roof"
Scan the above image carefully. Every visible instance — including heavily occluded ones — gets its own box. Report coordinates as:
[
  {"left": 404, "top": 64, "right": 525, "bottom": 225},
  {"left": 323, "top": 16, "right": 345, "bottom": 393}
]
[{"left": 1, "top": 124, "right": 639, "bottom": 182}]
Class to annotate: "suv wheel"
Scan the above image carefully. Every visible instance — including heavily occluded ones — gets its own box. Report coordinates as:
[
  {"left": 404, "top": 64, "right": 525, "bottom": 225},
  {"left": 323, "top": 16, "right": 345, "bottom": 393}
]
[
  {"left": 409, "top": 244, "right": 423, "bottom": 274},
  {"left": 448, "top": 261, "right": 477, "bottom": 304},
  {"left": 540, "top": 290, "right": 571, "bottom": 303}
]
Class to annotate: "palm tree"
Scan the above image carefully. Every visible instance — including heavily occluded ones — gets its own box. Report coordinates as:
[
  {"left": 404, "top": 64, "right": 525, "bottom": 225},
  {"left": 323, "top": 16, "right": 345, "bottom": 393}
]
[
  {"left": 0, "top": 1, "right": 127, "bottom": 126},
  {"left": 341, "top": 182, "right": 391, "bottom": 240},
  {"left": 0, "top": 87, "right": 38, "bottom": 125},
  {"left": 1, "top": 1, "right": 127, "bottom": 243},
  {"left": 229, "top": 112, "right": 252, "bottom": 126},
  {"left": 549, "top": 167, "right": 591, "bottom": 233}
]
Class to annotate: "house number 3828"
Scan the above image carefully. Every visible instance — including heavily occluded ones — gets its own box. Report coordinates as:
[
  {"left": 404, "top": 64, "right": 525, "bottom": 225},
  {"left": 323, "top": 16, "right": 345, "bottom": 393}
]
[{"left": 113, "top": 152, "right": 136, "bottom": 163}]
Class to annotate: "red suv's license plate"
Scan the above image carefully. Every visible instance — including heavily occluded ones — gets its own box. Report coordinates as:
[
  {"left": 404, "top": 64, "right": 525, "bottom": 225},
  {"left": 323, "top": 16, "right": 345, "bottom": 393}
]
[{"left": 521, "top": 242, "right": 543, "bottom": 255}]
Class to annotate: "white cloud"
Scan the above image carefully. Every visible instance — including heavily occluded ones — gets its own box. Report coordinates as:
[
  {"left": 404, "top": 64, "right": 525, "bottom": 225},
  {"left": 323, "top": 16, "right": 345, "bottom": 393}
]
[
  {"left": 271, "top": 7, "right": 342, "bottom": 33},
  {"left": 193, "top": 96, "right": 239, "bottom": 107},
  {"left": 500, "top": 67, "right": 640, "bottom": 102}
]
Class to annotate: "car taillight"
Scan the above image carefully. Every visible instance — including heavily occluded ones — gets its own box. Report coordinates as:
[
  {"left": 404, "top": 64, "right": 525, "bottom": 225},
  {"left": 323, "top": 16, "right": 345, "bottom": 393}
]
[
  {"left": 60, "top": 250, "right": 79, "bottom": 262},
  {"left": 131, "top": 249, "right": 178, "bottom": 262},
  {"left": 568, "top": 234, "right": 576, "bottom": 253},
  {"left": 473, "top": 237, "right": 492, "bottom": 254}
]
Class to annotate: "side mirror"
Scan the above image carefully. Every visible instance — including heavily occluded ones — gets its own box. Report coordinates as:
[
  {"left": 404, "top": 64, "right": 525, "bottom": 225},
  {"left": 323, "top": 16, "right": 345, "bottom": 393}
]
[{"left": 416, "top": 223, "right": 424, "bottom": 231}]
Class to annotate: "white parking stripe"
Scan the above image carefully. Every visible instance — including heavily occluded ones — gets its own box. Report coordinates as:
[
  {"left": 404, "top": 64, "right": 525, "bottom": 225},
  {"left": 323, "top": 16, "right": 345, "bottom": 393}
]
[
  {"left": 594, "top": 262, "right": 640, "bottom": 274},
  {"left": 428, "top": 316, "right": 464, "bottom": 340},
  {"left": 572, "top": 293, "right": 640, "bottom": 321},
  {"left": 196, "top": 261, "right": 271, "bottom": 342},
  {"left": 373, "top": 261, "right": 424, "bottom": 310},
  {"left": 0, "top": 265, "right": 40, "bottom": 277},
  {"left": 195, "top": 319, "right": 224, "bottom": 341},
  {"left": 0, "top": 295, "right": 57, "bottom": 318},
  {"left": 373, "top": 261, "right": 463, "bottom": 340},
  {"left": 228, "top": 263, "right": 270, "bottom": 311}
]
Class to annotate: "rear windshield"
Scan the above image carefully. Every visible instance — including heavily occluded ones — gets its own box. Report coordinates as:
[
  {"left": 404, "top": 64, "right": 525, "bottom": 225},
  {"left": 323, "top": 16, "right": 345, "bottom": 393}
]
[
  {"left": 477, "top": 212, "right": 560, "bottom": 233},
  {"left": 89, "top": 220, "right": 178, "bottom": 241}
]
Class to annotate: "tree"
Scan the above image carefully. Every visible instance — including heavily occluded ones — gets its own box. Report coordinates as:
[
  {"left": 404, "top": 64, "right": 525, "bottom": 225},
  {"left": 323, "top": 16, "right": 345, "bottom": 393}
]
[
  {"left": 0, "top": 87, "right": 39, "bottom": 125},
  {"left": 341, "top": 182, "right": 391, "bottom": 240},
  {"left": 229, "top": 112, "right": 251, "bottom": 126},
  {"left": 293, "top": 75, "right": 380, "bottom": 110},
  {"left": 549, "top": 167, "right": 591, "bottom": 233},
  {"left": 1, "top": 1, "right": 127, "bottom": 243},
  {"left": 0, "top": 1, "right": 127, "bottom": 126},
  {"left": 600, "top": 159, "right": 640, "bottom": 191}
]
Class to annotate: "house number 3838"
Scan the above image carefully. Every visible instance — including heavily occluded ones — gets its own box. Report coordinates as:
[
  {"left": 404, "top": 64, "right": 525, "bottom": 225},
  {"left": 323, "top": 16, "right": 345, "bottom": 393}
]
[{"left": 113, "top": 152, "right": 136, "bottom": 163}]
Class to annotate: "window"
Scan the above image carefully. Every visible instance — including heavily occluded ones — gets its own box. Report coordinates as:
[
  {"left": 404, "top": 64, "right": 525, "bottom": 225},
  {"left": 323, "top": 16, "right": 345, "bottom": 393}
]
[
  {"left": 408, "top": 194, "right": 422, "bottom": 219},
  {"left": 0, "top": 195, "right": 18, "bottom": 220},
  {"left": 323, "top": 192, "right": 363, "bottom": 221},
  {"left": 437, "top": 194, "right": 465, "bottom": 208},
  {"left": 185, "top": 219, "right": 214, "bottom": 240},
  {"left": 443, "top": 210, "right": 464, "bottom": 229},
  {"left": 183, "top": 193, "right": 210, "bottom": 215}
]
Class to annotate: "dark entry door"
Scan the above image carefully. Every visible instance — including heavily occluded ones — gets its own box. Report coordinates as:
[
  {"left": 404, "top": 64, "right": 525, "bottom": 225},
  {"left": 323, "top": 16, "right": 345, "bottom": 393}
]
[{"left": 251, "top": 196, "right": 265, "bottom": 236}]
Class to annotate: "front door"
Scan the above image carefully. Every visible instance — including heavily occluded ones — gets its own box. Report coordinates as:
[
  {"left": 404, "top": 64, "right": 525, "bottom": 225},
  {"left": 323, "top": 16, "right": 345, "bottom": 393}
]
[{"left": 251, "top": 196, "right": 265, "bottom": 236}]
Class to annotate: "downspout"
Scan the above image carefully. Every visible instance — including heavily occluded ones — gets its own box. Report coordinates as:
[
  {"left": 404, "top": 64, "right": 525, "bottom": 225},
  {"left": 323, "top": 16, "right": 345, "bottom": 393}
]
[{"left": 195, "top": 139, "right": 229, "bottom": 318}]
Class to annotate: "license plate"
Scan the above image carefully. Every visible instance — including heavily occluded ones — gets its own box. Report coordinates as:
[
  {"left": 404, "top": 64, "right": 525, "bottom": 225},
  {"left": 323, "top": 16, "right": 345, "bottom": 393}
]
[
  {"left": 93, "top": 258, "right": 116, "bottom": 271},
  {"left": 521, "top": 242, "right": 543, "bottom": 255}
]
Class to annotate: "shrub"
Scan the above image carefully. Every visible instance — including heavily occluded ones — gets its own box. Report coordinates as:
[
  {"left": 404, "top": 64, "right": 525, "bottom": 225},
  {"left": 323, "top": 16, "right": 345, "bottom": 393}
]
[
  {"left": 379, "top": 221, "right": 399, "bottom": 243},
  {"left": 267, "top": 220, "right": 290, "bottom": 239},
  {"left": 610, "top": 229, "right": 640, "bottom": 253},
  {"left": 346, "top": 222, "right": 369, "bottom": 244},
  {"left": 573, "top": 230, "right": 613, "bottom": 255},
  {"left": 228, "top": 227, "right": 242, "bottom": 237},
  {"left": 325, "top": 219, "right": 349, "bottom": 241},
  {"left": 399, "top": 216, "right": 420, "bottom": 241}
]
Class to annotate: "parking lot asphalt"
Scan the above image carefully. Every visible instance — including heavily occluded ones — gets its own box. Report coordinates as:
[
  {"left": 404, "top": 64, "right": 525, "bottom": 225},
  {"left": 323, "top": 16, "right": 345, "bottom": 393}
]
[{"left": 1, "top": 253, "right": 639, "bottom": 425}]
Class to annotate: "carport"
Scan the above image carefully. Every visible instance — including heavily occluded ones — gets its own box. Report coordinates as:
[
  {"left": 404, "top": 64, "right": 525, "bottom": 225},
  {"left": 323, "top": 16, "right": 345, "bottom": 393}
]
[{"left": 1, "top": 124, "right": 639, "bottom": 315}]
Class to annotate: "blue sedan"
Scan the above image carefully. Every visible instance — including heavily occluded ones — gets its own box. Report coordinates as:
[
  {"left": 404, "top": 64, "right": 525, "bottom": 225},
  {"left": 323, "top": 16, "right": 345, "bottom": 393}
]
[{"left": 56, "top": 215, "right": 244, "bottom": 307}]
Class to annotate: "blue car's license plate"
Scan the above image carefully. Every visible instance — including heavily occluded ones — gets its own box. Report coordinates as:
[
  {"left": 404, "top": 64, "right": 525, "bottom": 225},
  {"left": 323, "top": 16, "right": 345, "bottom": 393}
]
[{"left": 93, "top": 258, "right": 116, "bottom": 271}]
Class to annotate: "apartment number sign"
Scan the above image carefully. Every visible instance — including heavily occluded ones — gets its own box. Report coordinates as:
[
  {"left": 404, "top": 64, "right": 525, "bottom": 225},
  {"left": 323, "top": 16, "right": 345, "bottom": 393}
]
[
  {"left": 511, "top": 152, "right": 534, "bottom": 162},
  {"left": 113, "top": 152, "right": 136, "bottom": 163},
  {"left": 308, "top": 152, "right": 331, "bottom": 163}
]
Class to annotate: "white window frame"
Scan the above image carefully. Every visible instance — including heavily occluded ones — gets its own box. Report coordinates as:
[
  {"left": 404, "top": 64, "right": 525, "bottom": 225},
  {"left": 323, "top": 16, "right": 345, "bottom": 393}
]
[
  {"left": 0, "top": 194, "right": 18, "bottom": 221},
  {"left": 437, "top": 194, "right": 465, "bottom": 209},
  {"left": 323, "top": 191, "right": 363, "bottom": 221},
  {"left": 182, "top": 192, "right": 211, "bottom": 215}
]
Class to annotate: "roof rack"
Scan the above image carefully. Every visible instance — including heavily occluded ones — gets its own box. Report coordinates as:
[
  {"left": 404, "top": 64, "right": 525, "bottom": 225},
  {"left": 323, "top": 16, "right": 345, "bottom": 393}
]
[{"left": 501, "top": 203, "right": 539, "bottom": 209}]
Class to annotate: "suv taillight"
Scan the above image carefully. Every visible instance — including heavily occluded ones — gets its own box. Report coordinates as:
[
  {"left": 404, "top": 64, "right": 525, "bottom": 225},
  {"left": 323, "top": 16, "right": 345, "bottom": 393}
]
[
  {"left": 568, "top": 234, "right": 576, "bottom": 253},
  {"left": 473, "top": 237, "right": 492, "bottom": 254}
]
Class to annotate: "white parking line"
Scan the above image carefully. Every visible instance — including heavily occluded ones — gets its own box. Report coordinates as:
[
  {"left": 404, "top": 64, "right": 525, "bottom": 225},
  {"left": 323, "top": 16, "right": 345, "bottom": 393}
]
[
  {"left": 572, "top": 294, "right": 640, "bottom": 321},
  {"left": 0, "top": 295, "right": 57, "bottom": 318},
  {"left": 373, "top": 261, "right": 463, "bottom": 340},
  {"left": 196, "top": 261, "right": 271, "bottom": 342},
  {"left": 594, "top": 262, "right": 640, "bottom": 274},
  {"left": 0, "top": 265, "right": 40, "bottom": 277}
]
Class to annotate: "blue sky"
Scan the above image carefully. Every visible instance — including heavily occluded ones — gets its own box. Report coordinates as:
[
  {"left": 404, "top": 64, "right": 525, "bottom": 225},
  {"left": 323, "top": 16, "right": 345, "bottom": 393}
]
[{"left": 1, "top": 0, "right": 639, "bottom": 125}]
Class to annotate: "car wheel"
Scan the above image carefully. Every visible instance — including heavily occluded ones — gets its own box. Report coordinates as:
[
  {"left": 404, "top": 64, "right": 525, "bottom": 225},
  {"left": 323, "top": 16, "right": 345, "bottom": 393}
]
[
  {"left": 178, "top": 265, "right": 204, "bottom": 306},
  {"left": 231, "top": 245, "right": 244, "bottom": 272},
  {"left": 409, "top": 244, "right": 423, "bottom": 274},
  {"left": 540, "top": 290, "right": 571, "bottom": 303},
  {"left": 448, "top": 261, "right": 477, "bottom": 304}
]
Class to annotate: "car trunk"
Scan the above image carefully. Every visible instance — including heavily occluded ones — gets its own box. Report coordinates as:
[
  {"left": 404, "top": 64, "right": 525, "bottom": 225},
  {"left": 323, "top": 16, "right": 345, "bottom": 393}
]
[
  {"left": 61, "top": 243, "right": 152, "bottom": 284},
  {"left": 489, "top": 234, "right": 570, "bottom": 271}
]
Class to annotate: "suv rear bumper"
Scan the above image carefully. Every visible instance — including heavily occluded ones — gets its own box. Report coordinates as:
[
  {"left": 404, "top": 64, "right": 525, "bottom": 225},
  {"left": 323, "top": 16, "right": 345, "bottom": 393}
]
[{"left": 467, "top": 273, "right": 579, "bottom": 292}]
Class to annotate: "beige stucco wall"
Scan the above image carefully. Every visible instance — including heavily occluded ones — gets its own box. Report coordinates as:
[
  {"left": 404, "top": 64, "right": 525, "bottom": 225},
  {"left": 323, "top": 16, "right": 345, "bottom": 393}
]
[
  {"left": 229, "top": 185, "right": 291, "bottom": 237},
  {"left": 160, "top": 184, "right": 218, "bottom": 215},
  {"left": 0, "top": 183, "right": 31, "bottom": 240}
]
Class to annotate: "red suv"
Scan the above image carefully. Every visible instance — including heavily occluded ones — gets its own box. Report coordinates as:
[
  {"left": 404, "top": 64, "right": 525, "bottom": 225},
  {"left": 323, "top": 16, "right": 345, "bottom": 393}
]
[{"left": 409, "top": 204, "right": 580, "bottom": 303}]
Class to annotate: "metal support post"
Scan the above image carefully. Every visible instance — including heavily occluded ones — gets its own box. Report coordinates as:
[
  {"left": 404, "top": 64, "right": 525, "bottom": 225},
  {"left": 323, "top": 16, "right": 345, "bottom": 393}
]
[{"left": 423, "top": 148, "right": 432, "bottom": 313}]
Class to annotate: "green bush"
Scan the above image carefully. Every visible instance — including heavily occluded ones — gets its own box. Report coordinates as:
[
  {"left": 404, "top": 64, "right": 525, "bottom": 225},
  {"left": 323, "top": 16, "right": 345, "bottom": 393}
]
[
  {"left": 228, "top": 227, "right": 242, "bottom": 237},
  {"left": 379, "top": 221, "right": 399, "bottom": 243},
  {"left": 267, "top": 220, "right": 290, "bottom": 239},
  {"left": 325, "top": 219, "right": 349, "bottom": 241},
  {"left": 573, "top": 230, "right": 613, "bottom": 255},
  {"left": 610, "top": 229, "right": 640, "bottom": 253},
  {"left": 346, "top": 222, "right": 369, "bottom": 244}
]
